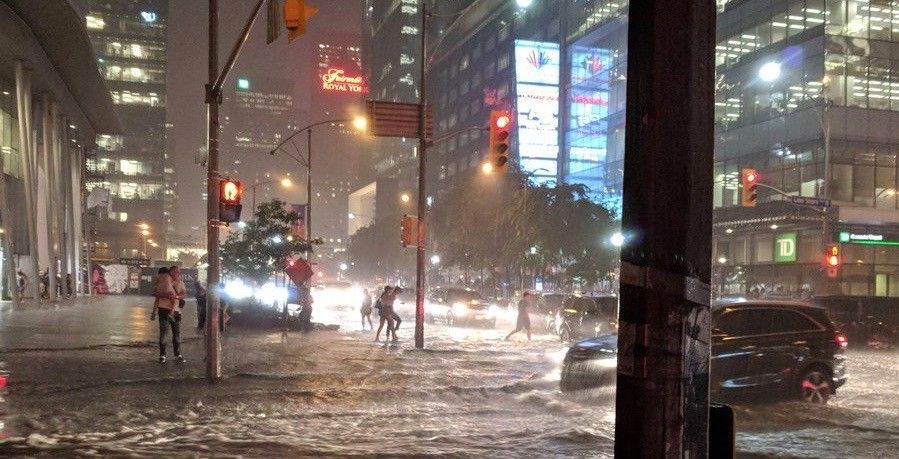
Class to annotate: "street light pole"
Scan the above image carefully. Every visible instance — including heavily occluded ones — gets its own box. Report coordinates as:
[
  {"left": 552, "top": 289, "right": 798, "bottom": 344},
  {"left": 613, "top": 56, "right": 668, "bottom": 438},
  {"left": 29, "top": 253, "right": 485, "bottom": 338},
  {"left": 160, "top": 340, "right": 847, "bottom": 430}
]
[
  {"left": 205, "top": 0, "right": 222, "bottom": 381},
  {"left": 307, "top": 128, "right": 313, "bottom": 247},
  {"left": 414, "top": 1, "right": 429, "bottom": 349},
  {"left": 205, "top": 0, "right": 266, "bottom": 382}
]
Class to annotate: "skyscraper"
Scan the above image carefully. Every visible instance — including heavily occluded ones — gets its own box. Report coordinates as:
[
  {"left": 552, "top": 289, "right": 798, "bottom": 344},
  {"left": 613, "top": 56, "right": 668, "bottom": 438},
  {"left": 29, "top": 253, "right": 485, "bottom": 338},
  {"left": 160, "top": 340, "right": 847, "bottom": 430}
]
[{"left": 84, "top": 0, "right": 169, "bottom": 262}]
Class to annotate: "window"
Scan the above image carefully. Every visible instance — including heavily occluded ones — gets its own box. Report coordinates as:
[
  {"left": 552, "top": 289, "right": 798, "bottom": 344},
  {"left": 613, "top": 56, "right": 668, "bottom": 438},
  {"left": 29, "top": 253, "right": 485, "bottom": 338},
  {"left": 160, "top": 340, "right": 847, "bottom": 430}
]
[
  {"left": 401, "top": 26, "right": 419, "bottom": 35},
  {"left": 767, "top": 310, "right": 821, "bottom": 333},
  {"left": 715, "top": 309, "right": 765, "bottom": 335},
  {"left": 86, "top": 15, "right": 105, "bottom": 30}
]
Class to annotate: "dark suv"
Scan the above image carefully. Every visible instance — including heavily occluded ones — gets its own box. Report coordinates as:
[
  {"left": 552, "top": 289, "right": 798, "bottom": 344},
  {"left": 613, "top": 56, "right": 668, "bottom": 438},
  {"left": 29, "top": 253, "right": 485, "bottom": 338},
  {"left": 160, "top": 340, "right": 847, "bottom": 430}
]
[
  {"left": 556, "top": 295, "right": 618, "bottom": 342},
  {"left": 561, "top": 301, "right": 848, "bottom": 404}
]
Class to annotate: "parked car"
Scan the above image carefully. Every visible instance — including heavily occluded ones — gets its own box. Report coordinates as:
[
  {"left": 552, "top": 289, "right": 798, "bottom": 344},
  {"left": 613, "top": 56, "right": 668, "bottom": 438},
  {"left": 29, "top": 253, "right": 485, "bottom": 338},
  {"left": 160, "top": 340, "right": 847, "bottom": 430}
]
[
  {"left": 812, "top": 295, "right": 899, "bottom": 348},
  {"left": 426, "top": 287, "right": 497, "bottom": 328},
  {"left": 560, "top": 301, "right": 849, "bottom": 404},
  {"left": 556, "top": 294, "right": 618, "bottom": 342}
]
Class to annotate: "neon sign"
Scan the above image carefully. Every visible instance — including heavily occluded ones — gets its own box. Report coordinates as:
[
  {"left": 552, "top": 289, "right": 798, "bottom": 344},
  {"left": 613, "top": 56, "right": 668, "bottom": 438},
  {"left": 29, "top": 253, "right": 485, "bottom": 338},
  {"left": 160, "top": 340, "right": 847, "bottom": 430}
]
[{"left": 320, "top": 68, "right": 366, "bottom": 93}]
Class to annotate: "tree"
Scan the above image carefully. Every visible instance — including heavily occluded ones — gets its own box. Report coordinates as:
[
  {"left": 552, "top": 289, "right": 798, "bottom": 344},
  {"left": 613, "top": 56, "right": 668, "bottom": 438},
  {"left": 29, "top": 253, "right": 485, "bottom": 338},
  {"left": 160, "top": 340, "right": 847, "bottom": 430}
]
[
  {"left": 220, "top": 199, "right": 313, "bottom": 285},
  {"left": 429, "top": 171, "right": 618, "bottom": 290},
  {"left": 345, "top": 211, "right": 415, "bottom": 282}
]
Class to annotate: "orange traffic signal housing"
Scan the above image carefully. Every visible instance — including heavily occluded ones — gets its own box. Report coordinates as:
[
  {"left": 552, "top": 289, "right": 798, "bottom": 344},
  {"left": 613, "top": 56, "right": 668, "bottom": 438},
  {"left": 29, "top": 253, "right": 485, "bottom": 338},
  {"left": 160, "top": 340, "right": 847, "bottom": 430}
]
[
  {"left": 488, "top": 110, "right": 512, "bottom": 173},
  {"left": 219, "top": 178, "right": 243, "bottom": 223},
  {"left": 741, "top": 168, "right": 758, "bottom": 207},
  {"left": 401, "top": 214, "right": 419, "bottom": 248},
  {"left": 283, "top": 0, "right": 318, "bottom": 42}
]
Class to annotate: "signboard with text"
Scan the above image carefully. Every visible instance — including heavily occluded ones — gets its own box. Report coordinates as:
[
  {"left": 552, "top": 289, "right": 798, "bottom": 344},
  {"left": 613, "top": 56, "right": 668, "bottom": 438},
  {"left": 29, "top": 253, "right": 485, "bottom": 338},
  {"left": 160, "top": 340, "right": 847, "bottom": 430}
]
[{"left": 774, "top": 232, "right": 797, "bottom": 263}]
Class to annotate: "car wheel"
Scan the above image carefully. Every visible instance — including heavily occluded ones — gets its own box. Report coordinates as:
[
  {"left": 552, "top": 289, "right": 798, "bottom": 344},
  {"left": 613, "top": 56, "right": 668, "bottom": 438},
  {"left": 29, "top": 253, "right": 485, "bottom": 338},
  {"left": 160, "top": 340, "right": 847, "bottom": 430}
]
[{"left": 799, "top": 368, "right": 832, "bottom": 404}]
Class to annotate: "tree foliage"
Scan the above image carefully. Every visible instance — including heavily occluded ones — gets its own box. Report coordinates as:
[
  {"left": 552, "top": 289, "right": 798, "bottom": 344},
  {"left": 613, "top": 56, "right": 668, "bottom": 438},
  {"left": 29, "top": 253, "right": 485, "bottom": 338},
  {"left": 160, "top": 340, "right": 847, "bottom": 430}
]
[
  {"left": 345, "top": 172, "right": 619, "bottom": 289},
  {"left": 220, "top": 199, "right": 313, "bottom": 285}
]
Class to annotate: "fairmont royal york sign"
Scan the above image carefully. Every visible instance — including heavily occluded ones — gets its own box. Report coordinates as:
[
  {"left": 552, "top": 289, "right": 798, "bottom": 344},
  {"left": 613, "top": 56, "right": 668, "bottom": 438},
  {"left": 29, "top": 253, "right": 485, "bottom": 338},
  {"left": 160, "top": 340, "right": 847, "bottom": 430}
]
[{"left": 321, "top": 68, "right": 367, "bottom": 94}]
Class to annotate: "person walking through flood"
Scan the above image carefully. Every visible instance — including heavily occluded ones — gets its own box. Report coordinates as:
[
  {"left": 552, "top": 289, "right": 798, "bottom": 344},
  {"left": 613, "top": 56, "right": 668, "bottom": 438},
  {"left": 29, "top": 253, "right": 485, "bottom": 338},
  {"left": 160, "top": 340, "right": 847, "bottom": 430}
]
[
  {"left": 374, "top": 286, "right": 396, "bottom": 342},
  {"left": 505, "top": 291, "right": 533, "bottom": 341},
  {"left": 361, "top": 288, "right": 374, "bottom": 330}
]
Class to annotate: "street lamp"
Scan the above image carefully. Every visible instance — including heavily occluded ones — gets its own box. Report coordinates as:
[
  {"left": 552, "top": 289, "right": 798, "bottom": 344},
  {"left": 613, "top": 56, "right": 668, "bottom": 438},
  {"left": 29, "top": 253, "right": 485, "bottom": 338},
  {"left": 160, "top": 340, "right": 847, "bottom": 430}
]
[
  {"left": 430, "top": 254, "right": 441, "bottom": 265},
  {"left": 516, "top": 0, "right": 534, "bottom": 7},
  {"left": 610, "top": 232, "right": 625, "bottom": 247},
  {"left": 400, "top": 193, "right": 411, "bottom": 203},
  {"left": 481, "top": 162, "right": 494, "bottom": 175},
  {"left": 270, "top": 116, "right": 368, "bottom": 248},
  {"left": 248, "top": 176, "right": 293, "bottom": 215},
  {"left": 758, "top": 61, "right": 781, "bottom": 82}
]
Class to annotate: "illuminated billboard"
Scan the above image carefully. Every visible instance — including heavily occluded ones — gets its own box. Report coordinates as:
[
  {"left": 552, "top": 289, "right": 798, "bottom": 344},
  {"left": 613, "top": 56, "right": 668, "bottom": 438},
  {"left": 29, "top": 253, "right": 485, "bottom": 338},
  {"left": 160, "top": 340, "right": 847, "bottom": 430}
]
[
  {"left": 514, "top": 40, "right": 560, "bottom": 185},
  {"left": 320, "top": 67, "right": 367, "bottom": 94}
]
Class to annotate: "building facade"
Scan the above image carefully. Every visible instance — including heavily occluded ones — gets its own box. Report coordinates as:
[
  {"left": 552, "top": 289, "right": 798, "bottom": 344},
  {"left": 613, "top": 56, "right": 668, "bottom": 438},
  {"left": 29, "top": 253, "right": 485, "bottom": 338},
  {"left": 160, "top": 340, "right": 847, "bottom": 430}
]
[
  {"left": 83, "top": 0, "right": 169, "bottom": 262},
  {"left": 0, "top": 0, "right": 121, "bottom": 299},
  {"left": 712, "top": 0, "right": 899, "bottom": 297}
]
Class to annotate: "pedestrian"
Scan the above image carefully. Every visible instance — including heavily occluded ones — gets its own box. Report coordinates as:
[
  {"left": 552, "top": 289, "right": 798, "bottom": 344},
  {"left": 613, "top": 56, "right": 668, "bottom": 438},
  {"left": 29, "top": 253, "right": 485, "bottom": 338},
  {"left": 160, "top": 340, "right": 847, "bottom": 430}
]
[
  {"left": 65, "top": 273, "right": 73, "bottom": 298},
  {"left": 195, "top": 281, "right": 207, "bottom": 330},
  {"left": 170, "top": 266, "right": 187, "bottom": 319},
  {"left": 374, "top": 286, "right": 395, "bottom": 342},
  {"left": 360, "top": 288, "right": 374, "bottom": 330},
  {"left": 152, "top": 267, "right": 184, "bottom": 363},
  {"left": 15, "top": 270, "right": 27, "bottom": 299},
  {"left": 297, "top": 282, "right": 314, "bottom": 332},
  {"left": 39, "top": 269, "right": 49, "bottom": 299},
  {"left": 505, "top": 291, "right": 533, "bottom": 341},
  {"left": 390, "top": 286, "right": 403, "bottom": 336}
]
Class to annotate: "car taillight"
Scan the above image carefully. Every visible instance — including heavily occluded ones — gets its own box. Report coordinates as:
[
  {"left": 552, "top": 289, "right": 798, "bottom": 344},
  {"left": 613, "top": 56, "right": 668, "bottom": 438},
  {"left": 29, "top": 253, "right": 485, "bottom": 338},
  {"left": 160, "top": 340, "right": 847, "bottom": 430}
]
[
  {"left": 0, "top": 374, "right": 7, "bottom": 390},
  {"left": 834, "top": 332, "right": 848, "bottom": 348}
]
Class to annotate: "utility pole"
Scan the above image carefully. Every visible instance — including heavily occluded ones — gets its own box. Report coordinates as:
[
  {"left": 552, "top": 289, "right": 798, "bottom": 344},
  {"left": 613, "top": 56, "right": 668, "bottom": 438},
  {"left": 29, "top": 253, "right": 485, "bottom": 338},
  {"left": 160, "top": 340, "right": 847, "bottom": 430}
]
[
  {"left": 414, "top": 0, "right": 429, "bottom": 349},
  {"left": 307, "top": 128, "right": 313, "bottom": 246},
  {"left": 205, "top": 0, "right": 222, "bottom": 381},
  {"left": 614, "top": 0, "right": 716, "bottom": 455},
  {"left": 205, "top": 0, "right": 266, "bottom": 381}
]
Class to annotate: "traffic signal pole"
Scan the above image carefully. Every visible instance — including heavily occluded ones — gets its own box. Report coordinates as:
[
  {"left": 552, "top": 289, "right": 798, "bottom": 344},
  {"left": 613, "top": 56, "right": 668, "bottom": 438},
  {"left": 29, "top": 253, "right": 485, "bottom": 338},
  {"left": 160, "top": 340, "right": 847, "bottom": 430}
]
[
  {"left": 205, "top": 0, "right": 266, "bottom": 381},
  {"left": 614, "top": 0, "right": 716, "bottom": 455},
  {"left": 414, "top": 1, "right": 429, "bottom": 349}
]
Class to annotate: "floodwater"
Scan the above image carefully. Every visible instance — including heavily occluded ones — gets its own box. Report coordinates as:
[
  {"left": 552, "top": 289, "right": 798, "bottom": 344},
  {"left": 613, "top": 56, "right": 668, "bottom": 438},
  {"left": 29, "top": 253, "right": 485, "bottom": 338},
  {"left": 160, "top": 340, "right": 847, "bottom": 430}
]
[{"left": 0, "top": 296, "right": 896, "bottom": 457}]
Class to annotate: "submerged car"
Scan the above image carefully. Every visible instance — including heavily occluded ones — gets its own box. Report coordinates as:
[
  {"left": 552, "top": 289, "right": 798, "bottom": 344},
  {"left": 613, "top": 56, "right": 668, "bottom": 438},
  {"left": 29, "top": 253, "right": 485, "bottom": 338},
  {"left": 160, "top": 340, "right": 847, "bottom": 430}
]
[
  {"left": 427, "top": 287, "right": 497, "bottom": 328},
  {"left": 561, "top": 301, "right": 848, "bottom": 404}
]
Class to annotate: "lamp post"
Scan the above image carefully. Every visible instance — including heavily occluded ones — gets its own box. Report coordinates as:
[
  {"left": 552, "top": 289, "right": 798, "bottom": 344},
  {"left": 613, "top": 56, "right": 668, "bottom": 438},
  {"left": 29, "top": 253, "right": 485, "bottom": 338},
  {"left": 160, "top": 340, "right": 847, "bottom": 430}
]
[
  {"left": 270, "top": 116, "right": 367, "bottom": 247},
  {"left": 248, "top": 177, "right": 293, "bottom": 215}
]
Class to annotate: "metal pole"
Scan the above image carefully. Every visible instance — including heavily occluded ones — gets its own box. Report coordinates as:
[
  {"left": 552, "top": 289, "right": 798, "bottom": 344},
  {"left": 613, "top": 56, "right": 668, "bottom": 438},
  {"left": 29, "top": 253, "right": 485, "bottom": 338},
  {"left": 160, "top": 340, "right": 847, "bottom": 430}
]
[
  {"left": 822, "top": 101, "right": 832, "bottom": 244},
  {"left": 205, "top": 0, "right": 222, "bottom": 381},
  {"left": 252, "top": 185, "right": 257, "bottom": 216},
  {"left": 306, "top": 128, "right": 312, "bottom": 248},
  {"left": 414, "top": 2, "right": 428, "bottom": 349}
]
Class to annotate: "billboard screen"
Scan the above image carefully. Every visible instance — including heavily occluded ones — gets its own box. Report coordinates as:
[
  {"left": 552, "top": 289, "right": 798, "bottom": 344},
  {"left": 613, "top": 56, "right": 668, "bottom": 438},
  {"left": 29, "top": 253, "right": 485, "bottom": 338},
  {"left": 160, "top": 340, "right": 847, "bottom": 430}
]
[{"left": 514, "top": 40, "right": 560, "bottom": 185}]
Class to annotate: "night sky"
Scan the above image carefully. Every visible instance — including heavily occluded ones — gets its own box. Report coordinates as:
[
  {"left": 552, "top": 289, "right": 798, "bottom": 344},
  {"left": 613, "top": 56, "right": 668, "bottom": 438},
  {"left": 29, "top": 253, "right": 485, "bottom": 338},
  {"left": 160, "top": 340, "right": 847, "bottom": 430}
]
[{"left": 166, "top": 0, "right": 364, "bottom": 236}]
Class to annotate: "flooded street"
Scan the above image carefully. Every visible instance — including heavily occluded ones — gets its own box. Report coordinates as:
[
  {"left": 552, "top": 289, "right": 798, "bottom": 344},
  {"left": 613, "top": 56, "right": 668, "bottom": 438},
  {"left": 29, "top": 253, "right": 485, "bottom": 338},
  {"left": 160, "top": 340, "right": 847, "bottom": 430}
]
[{"left": 0, "top": 296, "right": 897, "bottom": 457}]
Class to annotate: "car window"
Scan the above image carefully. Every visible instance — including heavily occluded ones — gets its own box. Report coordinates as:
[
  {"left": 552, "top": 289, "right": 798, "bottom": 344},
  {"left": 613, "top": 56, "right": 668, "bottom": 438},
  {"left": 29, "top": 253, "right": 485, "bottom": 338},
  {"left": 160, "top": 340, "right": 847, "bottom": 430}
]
[
  {"left": 767, "top": 310, "right": 822, "bottom": 333},
  {"left": 714, "top": 309, "right": 775, "bottom": 336}
]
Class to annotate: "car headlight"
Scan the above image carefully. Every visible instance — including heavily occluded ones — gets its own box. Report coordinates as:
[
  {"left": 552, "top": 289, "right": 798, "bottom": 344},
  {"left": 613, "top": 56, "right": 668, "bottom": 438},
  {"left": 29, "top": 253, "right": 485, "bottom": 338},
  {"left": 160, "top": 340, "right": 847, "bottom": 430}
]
[
  {"left": 451, "top": 303, "right": 467, "bottom": 315},
  {"left": 488, "top": 305, "right": 500, "bottom": 317}
]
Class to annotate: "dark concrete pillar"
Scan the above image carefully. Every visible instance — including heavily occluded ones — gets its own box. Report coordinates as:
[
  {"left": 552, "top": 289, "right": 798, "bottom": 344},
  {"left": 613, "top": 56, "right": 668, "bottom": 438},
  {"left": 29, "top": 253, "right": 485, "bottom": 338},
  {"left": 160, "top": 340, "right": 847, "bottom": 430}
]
[{"left": 614, "top": 0, "right": 717, "bottom": 456}]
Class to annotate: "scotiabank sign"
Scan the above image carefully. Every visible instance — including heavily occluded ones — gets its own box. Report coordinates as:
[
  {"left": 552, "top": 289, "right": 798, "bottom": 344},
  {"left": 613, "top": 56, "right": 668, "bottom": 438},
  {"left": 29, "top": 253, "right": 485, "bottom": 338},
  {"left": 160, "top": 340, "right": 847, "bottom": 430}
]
[{"left": 320, "top": 68, "right": 367, "bottom": 93}]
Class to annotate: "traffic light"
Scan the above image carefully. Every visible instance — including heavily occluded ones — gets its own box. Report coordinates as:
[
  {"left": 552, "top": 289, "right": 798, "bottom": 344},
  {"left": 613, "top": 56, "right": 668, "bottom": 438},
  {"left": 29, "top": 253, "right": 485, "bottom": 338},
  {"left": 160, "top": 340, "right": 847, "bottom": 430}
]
[
  {"left": 283, "top": 0, "right": 318, "bottom": 42},
  {"left": 401, "top": 214, "right": 418, "bottom": 248},
  {"left": 824, "top": 243, "right": 842, "bottom": 278},
  {"left": 487, "top": 110, "right": 512, "bottom": 173},
  {"left": 741, "top": 168, "right": 758, "bottom": 207},
  {"left": 219, "top": 179, "right": 243, "bottom": 224}
]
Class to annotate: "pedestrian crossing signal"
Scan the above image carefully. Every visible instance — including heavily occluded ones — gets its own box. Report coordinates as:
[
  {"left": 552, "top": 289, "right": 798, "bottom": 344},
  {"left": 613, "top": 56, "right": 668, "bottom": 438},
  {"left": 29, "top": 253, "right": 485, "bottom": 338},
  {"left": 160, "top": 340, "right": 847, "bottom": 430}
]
[
  {"left": 219, "top": 179, "right": 243, "bottom": 224},
  {"left": 741, "top": 168, "right": 758, "bottom": 207}
]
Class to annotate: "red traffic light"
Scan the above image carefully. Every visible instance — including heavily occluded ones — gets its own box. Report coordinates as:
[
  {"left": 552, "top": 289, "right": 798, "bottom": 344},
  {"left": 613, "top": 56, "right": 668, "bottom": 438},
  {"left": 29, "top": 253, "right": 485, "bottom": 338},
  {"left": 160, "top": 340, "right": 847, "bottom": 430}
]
[
  {"left": 495, "top": 114, "right": 511, "bottom": 129},
  {"left": 824, "top": 244, "right": 841, "bottom": 267},
  {"left": 745, "top": 171, "right": 757, "bottom": 183}
]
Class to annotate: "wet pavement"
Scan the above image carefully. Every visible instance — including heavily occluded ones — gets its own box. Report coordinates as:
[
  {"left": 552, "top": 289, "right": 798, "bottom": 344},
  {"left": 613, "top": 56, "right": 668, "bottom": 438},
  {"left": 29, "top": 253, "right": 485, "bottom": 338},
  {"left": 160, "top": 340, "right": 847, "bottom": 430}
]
[{"left": 0, "top": 295, "right": 896, "bottom": 457}]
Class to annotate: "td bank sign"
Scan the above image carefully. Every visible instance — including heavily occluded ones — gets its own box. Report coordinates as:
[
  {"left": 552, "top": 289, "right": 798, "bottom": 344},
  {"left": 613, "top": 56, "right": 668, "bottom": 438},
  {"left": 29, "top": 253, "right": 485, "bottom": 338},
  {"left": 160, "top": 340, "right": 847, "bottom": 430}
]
[{"left": 774, "top": 232, "right": 797, "bottom": 263}]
